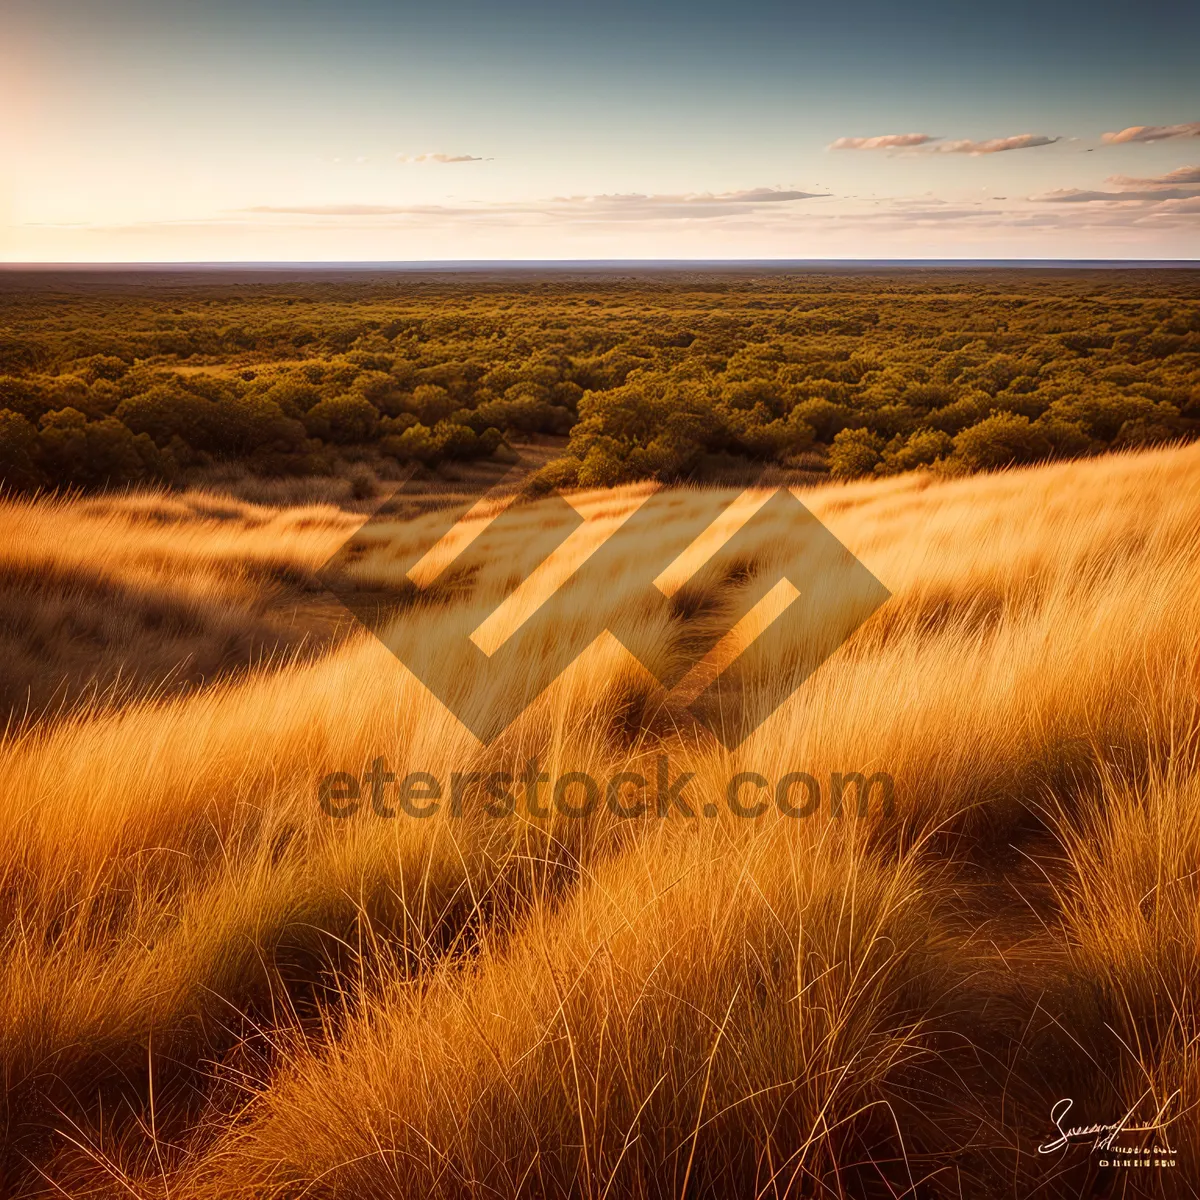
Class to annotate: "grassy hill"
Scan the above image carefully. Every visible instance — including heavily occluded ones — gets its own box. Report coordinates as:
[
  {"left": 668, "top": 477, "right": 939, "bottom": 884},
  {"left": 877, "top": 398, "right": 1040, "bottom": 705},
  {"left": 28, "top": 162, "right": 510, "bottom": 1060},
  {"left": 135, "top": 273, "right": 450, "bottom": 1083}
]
[{"left": 0, "top": 440, "right": 1196, "bottom": 1196}]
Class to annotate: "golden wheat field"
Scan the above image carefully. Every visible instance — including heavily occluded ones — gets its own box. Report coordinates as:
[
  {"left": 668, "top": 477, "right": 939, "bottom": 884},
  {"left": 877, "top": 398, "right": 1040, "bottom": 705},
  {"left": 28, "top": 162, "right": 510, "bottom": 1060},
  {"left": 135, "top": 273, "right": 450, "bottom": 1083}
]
[{"left": 2, "top": 442, "right": 1199, "bottom": 1198}]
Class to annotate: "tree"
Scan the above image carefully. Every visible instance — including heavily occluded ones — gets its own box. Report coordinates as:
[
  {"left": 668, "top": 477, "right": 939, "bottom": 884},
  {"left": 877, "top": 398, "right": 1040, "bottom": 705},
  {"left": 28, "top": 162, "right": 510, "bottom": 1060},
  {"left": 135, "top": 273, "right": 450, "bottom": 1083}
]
[
  {"left": 952, "top": 413, "right": 1051, "bottom": 471},
  {"left": 381, "top": 423, "right": 441, "bottom": 465},
  {"left": 791, "top": 397, "right": 859, "bottom": 442},
  {"left": 76, "top": 355, "right": 129, "bottom": 383},
  {"left": 38, "top": 408, "right": 172, "bottom": 490},
  {"left": 303, "top": 395, "right": 381, "bottom": 444},
  {"left": 410, "top": 384, "right": 458, "bottom": 426},
  {"left": 828, "top": 428, "right": 884, "bottom": 479},
  {"left": 0, "top": 409, "right": 43, "bottom": 491},
  {"left": 1045, "top": 392, "right": 1179, "bottom": 442},
  {"left": 263, "top": 376, "right": 322, "bottom": 417},
  {"left": 209, "top": 394, "right": 308, "bottom": 458},
  {"left": 0, "top": 376, "right": 50, "bottom": 423},
  {"left": 568, "top": 381, "right": 723, "bottom": 482},
  {"left": 116, "top": 385, "right": 212, "bottom": 448},
  {"left": 879, "top": 428, "right": 953, "bottom": 474}
]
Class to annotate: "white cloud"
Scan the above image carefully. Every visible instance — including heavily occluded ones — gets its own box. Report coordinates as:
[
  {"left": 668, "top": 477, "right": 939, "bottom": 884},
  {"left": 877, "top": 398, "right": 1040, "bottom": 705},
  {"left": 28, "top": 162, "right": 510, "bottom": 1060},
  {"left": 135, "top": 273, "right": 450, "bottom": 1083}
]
[
  {"left": 243, "top": 187, "right": 828, "bottom": 224},
  {"left": 829, "top": 132, "right": 1060, "bottom": 155},
  {"left": 74, "top": 185, "right": 1200, "bottom": 248},
  {"left": 1102, "top": 123, "right": 1200, "bottom": 144},
  {"left": 933, "top": 134, "right": 1061, "bottom": 155},
  {"left": 1034, "top": 179, "right": 1200, "bottom": 203},
  {"left": 397, "top": 153, "right": 485, "bottom": 163},
  {"left": 828, "top": 133, "right": 936, "bottom": 150},
  {"left": 1107, "top": 165, "right": 1200, "bottom": 187}
]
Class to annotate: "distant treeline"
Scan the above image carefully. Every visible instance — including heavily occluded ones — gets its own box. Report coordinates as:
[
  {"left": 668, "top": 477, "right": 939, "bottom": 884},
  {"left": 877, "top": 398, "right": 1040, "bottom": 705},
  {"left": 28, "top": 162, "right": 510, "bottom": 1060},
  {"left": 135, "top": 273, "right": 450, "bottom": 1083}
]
[{"left": 0, "top": 268, "right": 1197, "bottom": 492}]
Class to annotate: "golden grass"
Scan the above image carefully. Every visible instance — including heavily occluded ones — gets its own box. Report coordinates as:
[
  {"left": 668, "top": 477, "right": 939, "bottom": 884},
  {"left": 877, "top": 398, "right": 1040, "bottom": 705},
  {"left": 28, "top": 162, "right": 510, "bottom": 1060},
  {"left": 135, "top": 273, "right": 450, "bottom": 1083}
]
[
  {"left": 0, "top": 489, "right": 358, "bottom": 723},
  {"left": 1044, "top": 760, "right": 1200, "bottom": 1171},
  {"left": 182, "top": 821, "right": 948, "bottom": 1200},
  {"left": 2, "top": 442, "right": 1199, "bottom": 1197}
]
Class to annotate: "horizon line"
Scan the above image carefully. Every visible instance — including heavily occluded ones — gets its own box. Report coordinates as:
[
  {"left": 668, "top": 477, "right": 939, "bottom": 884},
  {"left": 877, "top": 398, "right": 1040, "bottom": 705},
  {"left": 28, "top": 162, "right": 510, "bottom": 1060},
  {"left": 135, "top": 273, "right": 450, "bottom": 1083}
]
[{"left": 1, "top": 257, "right": 1198, "bottom": 271}]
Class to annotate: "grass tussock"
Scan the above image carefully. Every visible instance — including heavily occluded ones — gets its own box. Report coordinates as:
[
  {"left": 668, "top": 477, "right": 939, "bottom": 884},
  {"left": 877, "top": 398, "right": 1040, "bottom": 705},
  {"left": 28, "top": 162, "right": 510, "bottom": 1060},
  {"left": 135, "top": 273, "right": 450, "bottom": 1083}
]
[
  {"left": 183, "top": 821, "right": 949, "bottom": 1200},
  {"left": 1042, "top": 760, "right": 1200, "bottom": 1170}
]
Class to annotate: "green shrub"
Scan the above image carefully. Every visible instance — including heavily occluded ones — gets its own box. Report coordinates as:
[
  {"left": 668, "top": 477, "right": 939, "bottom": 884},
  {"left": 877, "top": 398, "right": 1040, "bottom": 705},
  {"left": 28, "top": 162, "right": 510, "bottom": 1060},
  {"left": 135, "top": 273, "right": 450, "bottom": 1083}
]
[
  {"left": 0, "top": 376, "right": 49, "bottom": 423},
  {"left": 864, "top": 403, "right": 919, "bottom": 439},
  {"left": 791, "top": 397, "right": 859, "bottom": 441},
  {"left": 211, "top": 395, "right": 308, "bottom": 458},
  {"left": 1036, "top": 417, "right": 1096, "bottom": 459},
  {"left": 469, "top": 393, "right": 573, "bottom": 436},
  {"left": 75, "top": 355, "right": 129, "bottom": 383},
  {"left": 430, "top": 419, "right": 481, "bottom": 460},
  {"left": 38, "top": 408, "right": 174, "bottom": 490},
  {"left": 303, "top": 394, "right": 380, "bottom": 444},
  {"left": 352, "top": 370, "right": 409, "bottom": 417},
  {"left": 1043, "top": 391, "right": 1178, "bottom": 442},
  {"left": 829, "top": 428, "right": 885, "bottom": 479},
  {"left": 410, "top": 384, "right": 458, "bottom": 426},
  {"left": 116, "top": 385, "right": 213, "bottom": 448},
  {"left": 724, "top": 405, "right": 814, "bottom": 460},
  {"left": 902, "top": 381, "right": 956, "bottom": 410},
  {"left": 879, "top": 428, "right": 953, "bottom": 475},
  {"left": 924, "top": 392, "right": 988, "bottom": 435},
  {"left": 1115, "top": 417, "right": 1179, "bottom": 448},
  {"left": 381, "top": 422, "right": 441, "bottom": 465},
  {"left": 577, "top": 440, "right": 628, "bottom": 488},
  {"left": 348, "top": 468, "right": 376, "bottom": 500},
  {"left": 380, "top": 413, "right": 419, "bottom": 436},
  {"left": 721, "top": 378, "right": 787, "bottom": 418},
  {"left": 0, "top": 409, "right": 44, "bottom": 491},
  {"left": 952, "top": 413, "right": 1052, "bottom": 471},
  {"left": 262, "top": 376, "right": 322, "bottom": 417},
  {"left": 568, "top": 381, "right": 724, "bottom": 482}
]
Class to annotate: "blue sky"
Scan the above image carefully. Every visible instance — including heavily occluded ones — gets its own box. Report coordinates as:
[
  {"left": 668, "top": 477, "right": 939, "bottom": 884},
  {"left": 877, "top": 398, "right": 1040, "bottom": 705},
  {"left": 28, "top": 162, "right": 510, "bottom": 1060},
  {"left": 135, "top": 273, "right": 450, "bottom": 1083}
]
[{"left": 3, "top": 0, "right": 1198, "bottom": 259}]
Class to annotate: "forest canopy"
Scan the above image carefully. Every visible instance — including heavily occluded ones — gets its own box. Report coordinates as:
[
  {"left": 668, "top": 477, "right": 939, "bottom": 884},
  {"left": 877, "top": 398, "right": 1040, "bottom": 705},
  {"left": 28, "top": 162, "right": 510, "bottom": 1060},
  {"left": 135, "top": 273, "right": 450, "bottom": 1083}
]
[{"left": 0, "top": 266, "right": 1196, "bottom": 493}]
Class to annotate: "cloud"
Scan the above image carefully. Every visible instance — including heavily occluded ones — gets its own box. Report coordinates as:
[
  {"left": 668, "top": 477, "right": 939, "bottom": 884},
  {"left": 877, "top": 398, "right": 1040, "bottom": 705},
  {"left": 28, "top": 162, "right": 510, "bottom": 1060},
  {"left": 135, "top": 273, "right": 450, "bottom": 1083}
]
[
  {"left": 69, "top": 177, "right": 1199, "bottom": 253},
  {"left": 828, "top": 133, "right": 936, "bottom": 150},
  {"left": 247, "top": 205, "right": 435, "bottom": 215},
  {"left": 1035, "top": 189, "right": 1159, "bottom": 203},
  {"left": 933, "top": 134, "right": 1061, "bottom": 155},
  {"left": 818, "top": 197, "right": 1200, "bottom": 234},
  {"left": 397, "top": 153, "right": 484, "bottom": 163},
  {"left": 243, "top": 187, "right": 828, "bottom": 224},
  {"left": 703, "top": 187, "right": 820, "bottom": 202},
  {"left": 1031, "top": 163, "right": 1200, "bottom": 204},
  {"left": 1034, "top": 177, "right": 1200, "bottom": 203},
  {"left": 1106, "top": 165, "right": 1200, "bottom": 187},
  {"left": 1032, "top": 183, "right": 1200, "bottom": 200},
  {"left": 1158, "top": 197, "right": 1200, "bottom": 215},
  {"left": 1102, "top": 122, "right": 1200, "bottom": 144},
  {"left": 829, "top": 132, "right": 1060, "bottom": 155},
  {"left": 76, "top": 188, "right": 1200, "bottom": 250},
  {"left": 225, "top": 182, "right": 1199, "bottom": 234},
  {"left": 556, "top": 189, "right": 828, "bottom": 220}
]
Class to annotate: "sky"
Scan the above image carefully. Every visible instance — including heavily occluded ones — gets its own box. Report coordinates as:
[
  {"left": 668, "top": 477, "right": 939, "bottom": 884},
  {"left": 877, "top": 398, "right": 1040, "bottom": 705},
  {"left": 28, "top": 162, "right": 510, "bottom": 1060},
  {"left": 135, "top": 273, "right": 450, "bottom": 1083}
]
[{"left": 2, "top": 0, "right": 1199, "bottom": 261}]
